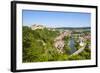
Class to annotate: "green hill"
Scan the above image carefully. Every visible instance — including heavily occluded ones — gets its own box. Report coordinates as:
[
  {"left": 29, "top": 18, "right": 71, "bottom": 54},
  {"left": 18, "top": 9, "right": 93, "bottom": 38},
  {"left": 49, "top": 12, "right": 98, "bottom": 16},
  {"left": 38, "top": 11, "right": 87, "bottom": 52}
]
[
  {"left": 22, "top": 26, "right": 69, "bottom": 62},
  {"left": 22, "top": 26, "right": 91, "bottom": 63}
]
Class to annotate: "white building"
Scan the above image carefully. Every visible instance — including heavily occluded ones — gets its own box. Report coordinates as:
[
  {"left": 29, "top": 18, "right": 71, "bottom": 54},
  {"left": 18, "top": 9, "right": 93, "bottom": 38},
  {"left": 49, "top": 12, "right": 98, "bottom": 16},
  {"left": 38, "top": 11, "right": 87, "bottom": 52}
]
[{"left": 79, "top": 37, "right": 85, "bottom": 46}]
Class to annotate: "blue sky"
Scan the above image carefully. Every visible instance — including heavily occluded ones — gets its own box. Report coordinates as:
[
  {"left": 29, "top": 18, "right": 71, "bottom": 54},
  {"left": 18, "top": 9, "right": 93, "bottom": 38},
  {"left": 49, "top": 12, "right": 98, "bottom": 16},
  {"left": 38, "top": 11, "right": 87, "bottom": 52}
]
[{"left": 22, "top": 10, "right": 91, "bottom": 28}]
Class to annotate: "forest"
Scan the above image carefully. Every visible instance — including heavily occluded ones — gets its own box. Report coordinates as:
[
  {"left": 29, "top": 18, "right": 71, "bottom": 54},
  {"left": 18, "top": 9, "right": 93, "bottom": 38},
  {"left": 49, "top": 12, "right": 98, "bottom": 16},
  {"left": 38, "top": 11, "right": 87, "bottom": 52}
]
[{"left": 22, "top": 26, "right": 91, "bottom": 63}]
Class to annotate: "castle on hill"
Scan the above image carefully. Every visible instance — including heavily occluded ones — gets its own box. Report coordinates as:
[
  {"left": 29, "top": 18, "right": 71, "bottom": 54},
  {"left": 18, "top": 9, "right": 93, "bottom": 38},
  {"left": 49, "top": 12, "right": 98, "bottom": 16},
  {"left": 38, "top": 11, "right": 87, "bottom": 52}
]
[{"left": 31, "top": 24, "right": 45, "bottom": 30}]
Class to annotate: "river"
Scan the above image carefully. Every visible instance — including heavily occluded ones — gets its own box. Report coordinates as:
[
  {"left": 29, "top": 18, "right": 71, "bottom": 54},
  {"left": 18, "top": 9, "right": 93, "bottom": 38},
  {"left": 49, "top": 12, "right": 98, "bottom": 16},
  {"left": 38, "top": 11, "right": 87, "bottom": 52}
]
[{"left": 69, "top": 38, "right": 77, "bottom": 54}]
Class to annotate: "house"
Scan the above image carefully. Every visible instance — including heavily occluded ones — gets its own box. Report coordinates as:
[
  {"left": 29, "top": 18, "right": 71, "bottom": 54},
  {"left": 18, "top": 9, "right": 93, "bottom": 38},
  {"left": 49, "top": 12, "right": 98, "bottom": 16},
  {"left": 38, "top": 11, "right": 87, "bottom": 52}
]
[
  {"left": 79, "top": 37, "right": 85, "bottom": 46},
  {"left": 54, "top": 31, "right": 71, "bottom": 42}
]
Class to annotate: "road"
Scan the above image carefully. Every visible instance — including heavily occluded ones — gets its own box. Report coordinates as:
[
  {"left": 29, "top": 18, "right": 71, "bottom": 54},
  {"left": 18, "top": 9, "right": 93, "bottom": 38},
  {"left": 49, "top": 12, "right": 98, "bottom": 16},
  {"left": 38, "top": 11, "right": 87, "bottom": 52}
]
[{"left": 70, "top": 43, "right": 86, "bottom": 56}]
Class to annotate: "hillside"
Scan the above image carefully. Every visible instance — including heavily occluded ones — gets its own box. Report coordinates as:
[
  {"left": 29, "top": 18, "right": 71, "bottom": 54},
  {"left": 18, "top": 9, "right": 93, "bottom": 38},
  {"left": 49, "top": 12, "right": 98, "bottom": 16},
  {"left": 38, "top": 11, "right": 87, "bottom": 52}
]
[{"left": 22, "top": 26, "right": 91, "bottom": 63}]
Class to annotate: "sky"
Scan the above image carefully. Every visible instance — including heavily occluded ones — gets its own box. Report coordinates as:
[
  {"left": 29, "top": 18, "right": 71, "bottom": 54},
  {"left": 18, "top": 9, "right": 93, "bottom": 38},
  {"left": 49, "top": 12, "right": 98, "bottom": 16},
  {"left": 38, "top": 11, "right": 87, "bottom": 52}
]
[{"left": 22, "top": 10, "right": 91, "bottom": 28}]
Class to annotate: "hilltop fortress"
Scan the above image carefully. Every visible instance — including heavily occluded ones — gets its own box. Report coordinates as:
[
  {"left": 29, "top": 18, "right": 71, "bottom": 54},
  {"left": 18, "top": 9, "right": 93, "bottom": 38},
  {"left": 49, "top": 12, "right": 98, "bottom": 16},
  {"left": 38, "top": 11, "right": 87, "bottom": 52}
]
[{"left": 31, "top": 24, "right": 45, "bottom": 30}]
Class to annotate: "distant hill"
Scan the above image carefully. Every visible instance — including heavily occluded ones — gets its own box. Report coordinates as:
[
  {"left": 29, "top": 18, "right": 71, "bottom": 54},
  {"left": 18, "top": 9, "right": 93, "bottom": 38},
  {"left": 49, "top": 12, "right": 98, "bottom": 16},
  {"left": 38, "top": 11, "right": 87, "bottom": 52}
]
[{"left": 54, "top": 27, "right": 91, "bottom": 30}]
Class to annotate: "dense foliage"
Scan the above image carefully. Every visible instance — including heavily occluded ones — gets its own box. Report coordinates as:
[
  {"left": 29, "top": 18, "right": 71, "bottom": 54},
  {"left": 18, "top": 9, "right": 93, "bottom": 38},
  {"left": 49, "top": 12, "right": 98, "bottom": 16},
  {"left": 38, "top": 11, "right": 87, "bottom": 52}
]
[{"left": 22, "top": 26, "right": 91, "bottom": 63}]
